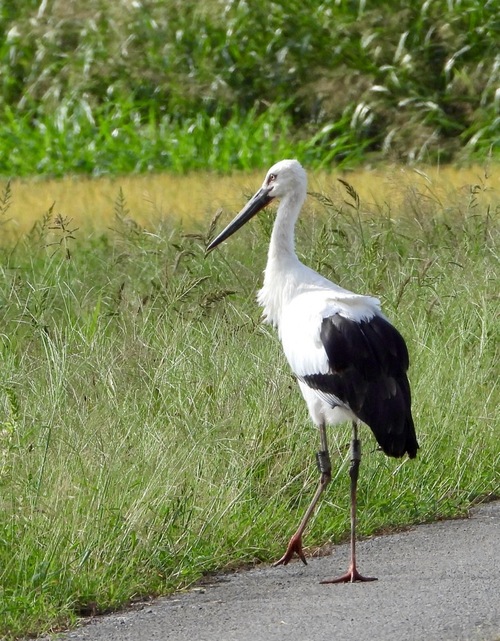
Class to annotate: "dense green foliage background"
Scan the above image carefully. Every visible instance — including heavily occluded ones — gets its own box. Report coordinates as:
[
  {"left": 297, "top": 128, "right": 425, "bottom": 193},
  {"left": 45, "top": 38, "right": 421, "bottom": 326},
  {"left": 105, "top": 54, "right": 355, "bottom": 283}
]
[{"left": 1, "top": 0, "right": 499, "bottom": 176}]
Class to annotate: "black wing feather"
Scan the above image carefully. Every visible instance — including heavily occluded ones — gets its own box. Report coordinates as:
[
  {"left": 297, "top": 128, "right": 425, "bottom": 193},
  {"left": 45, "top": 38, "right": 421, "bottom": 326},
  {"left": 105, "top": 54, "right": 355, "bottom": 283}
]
[{"left": 302, "top": 313, "right": 418, "bottom": 459}]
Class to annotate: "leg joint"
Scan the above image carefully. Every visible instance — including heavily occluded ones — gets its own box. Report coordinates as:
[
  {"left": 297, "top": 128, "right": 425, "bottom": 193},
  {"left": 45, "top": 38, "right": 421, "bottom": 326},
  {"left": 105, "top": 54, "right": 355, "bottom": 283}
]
[
  {"left": 316, "top": 449, "right": 332, "bottom": 476},
  {"left": 350, "top": 439, "right": 361, "bottom": 462}
]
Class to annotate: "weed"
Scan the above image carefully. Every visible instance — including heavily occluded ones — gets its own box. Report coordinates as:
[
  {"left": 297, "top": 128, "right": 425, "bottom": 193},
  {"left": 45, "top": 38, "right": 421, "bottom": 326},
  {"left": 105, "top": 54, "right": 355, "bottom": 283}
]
[
  {"left": 47, "top": 214, "right": 79, "bottom": 259},
  {"left": 0, "top": 180, "right": 12, "bottom": 223}
]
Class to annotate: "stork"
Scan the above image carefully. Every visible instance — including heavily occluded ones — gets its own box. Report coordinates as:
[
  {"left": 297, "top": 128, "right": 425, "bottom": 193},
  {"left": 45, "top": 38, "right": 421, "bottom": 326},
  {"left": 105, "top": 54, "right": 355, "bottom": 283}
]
[{"left": 206, "top": 159, "right": 418, "bottom": 583}]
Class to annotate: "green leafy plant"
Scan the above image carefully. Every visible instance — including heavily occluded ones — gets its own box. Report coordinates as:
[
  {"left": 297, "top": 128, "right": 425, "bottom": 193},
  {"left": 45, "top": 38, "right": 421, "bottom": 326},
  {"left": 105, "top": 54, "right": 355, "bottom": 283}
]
[{"left": 0, "top": 0, "right": 499, "bottom": 177}]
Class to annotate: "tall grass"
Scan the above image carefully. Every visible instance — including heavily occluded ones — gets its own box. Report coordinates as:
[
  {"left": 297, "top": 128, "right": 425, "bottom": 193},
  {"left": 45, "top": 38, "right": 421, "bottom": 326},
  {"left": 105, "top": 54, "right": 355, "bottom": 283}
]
[{"left": 0, "top": 171, "right": 498, "bottom": 637}]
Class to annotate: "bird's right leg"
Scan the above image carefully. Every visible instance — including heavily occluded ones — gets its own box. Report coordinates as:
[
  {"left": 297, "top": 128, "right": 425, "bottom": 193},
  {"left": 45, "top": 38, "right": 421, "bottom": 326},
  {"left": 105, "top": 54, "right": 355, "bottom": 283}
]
[
  {"left": 273, "top": 421, "right": 331, "bottom": 566},
  {"left": 320, "top": 421, "right": 377, "bottom": 583}
]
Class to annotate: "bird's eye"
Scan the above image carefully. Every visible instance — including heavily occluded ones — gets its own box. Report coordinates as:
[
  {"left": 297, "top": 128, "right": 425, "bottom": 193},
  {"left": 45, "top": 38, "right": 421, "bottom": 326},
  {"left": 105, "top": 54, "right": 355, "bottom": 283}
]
[{"left": 267, "top": 173, "right": 277, "bottom": 185}]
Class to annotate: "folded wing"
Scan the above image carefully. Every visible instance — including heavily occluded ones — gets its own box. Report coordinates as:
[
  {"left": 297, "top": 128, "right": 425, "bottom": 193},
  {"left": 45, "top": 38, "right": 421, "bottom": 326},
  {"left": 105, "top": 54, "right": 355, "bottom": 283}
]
[{"left": 280, "top": 293, "right": 418, "bottom": 459}]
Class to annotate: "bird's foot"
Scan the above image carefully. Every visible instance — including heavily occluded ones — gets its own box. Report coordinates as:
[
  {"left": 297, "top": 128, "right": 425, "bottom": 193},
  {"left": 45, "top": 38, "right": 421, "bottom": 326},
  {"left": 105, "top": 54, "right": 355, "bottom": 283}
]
[
  {"left": 320, "top": 567, "right": 377, "bottom": 584},
  {"left": 273, "top": 533, "right": 307, "bottom": 567}
]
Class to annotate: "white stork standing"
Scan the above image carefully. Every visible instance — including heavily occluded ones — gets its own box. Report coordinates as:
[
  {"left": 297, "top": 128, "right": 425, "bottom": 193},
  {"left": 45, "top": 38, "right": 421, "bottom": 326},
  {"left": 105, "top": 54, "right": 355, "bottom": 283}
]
[{"left": 206, "top": 159, "right": 418, "bottom": 583}]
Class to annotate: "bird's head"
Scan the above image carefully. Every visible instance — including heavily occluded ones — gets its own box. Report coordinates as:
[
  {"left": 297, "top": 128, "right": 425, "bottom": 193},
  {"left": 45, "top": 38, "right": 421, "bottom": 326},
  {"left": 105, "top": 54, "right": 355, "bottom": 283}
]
[
  {"left": 206, "top": 159, "right": 307, "bottom": 252},
  {"left": 261, "top": 159, "right": 307, "bottom": 200}
]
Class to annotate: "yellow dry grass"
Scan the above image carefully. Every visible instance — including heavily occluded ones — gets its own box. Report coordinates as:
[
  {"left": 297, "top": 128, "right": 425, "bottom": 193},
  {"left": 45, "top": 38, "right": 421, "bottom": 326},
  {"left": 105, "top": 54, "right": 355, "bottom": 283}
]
[{"left": 2, "top": 164, "right": 499, "bottom": 237}]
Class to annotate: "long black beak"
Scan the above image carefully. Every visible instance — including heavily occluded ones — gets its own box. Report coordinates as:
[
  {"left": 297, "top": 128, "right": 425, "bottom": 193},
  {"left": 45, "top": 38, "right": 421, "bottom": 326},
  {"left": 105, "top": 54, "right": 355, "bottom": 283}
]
[{"left": 206, "top": 187, "right": 274, "bottom": 252}]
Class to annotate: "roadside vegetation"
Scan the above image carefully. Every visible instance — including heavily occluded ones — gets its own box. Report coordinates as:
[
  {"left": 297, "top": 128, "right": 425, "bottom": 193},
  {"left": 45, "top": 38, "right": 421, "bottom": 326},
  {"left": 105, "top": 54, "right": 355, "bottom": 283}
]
[
  {"left": 1, "top": 0, "right": 499, "bottom": 177},
  {"left": 0, "top": 0, "right": 499, "bottom": 637},
  {"left": 0, "top": 171, "right": 498, "bottom": 638}
]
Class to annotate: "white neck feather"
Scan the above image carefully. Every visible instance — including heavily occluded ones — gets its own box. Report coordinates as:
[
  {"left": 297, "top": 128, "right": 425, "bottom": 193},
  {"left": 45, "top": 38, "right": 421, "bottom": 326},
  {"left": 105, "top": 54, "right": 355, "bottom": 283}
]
[
  {"left": 267, "top": 192, "right": 302, "bottom": 261},
  {"left": 257, "top": 190, "right": 306, "bottom": 326}
]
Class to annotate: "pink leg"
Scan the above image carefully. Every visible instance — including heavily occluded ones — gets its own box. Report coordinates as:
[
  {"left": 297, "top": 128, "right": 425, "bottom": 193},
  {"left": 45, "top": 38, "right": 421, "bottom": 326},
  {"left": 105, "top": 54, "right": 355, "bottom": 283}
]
[
  {"left": 321, "top": 423, "right": 377, "bottom": 583},
  {"left": 273, "top": 422, "right": 331, "bottom": 567}
]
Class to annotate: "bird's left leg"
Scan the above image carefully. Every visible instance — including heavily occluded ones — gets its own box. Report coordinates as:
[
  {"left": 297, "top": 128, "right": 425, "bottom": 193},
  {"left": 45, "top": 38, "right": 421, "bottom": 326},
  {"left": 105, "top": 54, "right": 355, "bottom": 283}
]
[
  {"left": 321, "top": 421, "right": 377, "bottom": 583},
  {"left": 273, "top": 421, "right": 331, "bottom": 567}
]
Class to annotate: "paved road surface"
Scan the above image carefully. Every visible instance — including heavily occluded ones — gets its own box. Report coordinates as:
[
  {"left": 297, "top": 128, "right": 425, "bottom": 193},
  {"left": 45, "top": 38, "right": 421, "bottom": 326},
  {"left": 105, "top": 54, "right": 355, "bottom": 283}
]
[{"left": 54, "top": 502, "right": 499, "bottom": 641}]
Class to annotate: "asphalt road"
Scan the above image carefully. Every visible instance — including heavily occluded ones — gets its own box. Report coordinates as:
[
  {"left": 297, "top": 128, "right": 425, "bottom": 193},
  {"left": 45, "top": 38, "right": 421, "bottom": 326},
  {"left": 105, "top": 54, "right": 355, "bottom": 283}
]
[{"left": 54, "top": 502, "right": 499, "bottom": 641}]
